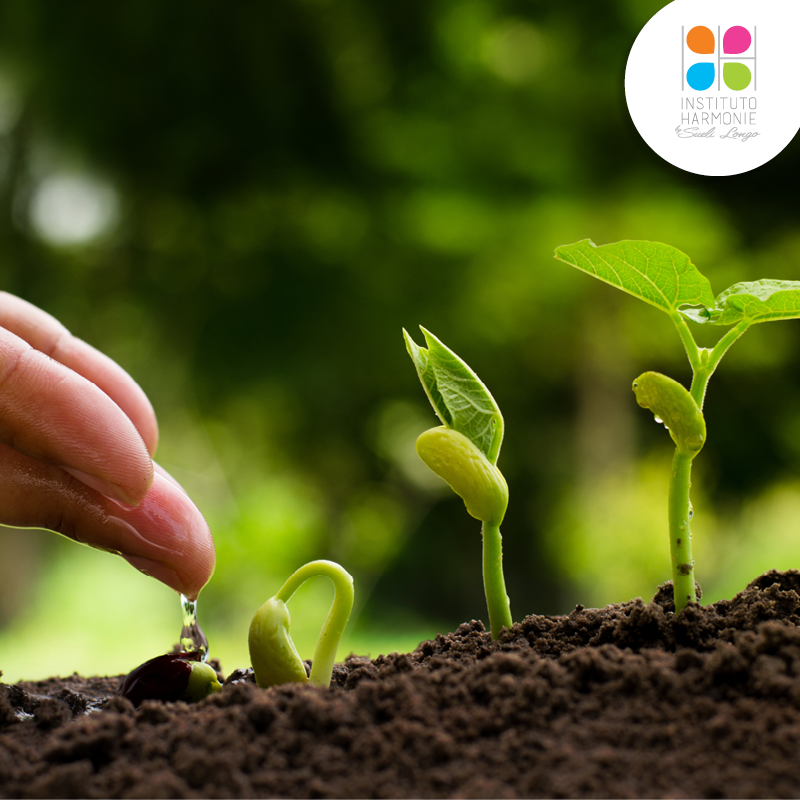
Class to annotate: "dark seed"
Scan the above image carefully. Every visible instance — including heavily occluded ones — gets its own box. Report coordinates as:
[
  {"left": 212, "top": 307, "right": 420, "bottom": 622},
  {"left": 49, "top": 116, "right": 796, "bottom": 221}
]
[{"left": 118, "top": 651, "right": 200, "bottom": 707}]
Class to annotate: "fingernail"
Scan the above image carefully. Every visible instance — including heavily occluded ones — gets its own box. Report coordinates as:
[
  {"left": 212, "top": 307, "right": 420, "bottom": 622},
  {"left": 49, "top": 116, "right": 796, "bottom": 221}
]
[
  {"left": 63, "top": 467, "right": 139, "bottom": 506},
  {"left": 122, "top": 554, "right": 185, "bottom": 595}
]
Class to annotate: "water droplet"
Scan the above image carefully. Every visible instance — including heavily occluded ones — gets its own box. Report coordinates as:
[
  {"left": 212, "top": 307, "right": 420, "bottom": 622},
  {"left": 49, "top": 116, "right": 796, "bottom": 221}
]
[
  {"left": 180, "top": 595, "right": 209, "bottom": 661},
  {"left": 688, "top": 506, "right": 694, "bottom": 520},
  {"left": 654, "top": 416, "right": 663, "bottom": 424}
]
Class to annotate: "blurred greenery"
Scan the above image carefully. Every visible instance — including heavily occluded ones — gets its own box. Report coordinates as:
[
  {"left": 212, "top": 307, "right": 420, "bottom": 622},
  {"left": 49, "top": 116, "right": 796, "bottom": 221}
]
[{"left": 1, "top": 0, "right": 800, "bottom": 681}]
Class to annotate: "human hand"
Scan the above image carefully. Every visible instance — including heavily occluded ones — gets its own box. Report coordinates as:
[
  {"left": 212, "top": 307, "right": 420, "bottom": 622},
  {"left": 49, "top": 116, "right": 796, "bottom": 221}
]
[{"left": 0, "top": 292, "right": 215, "bottom": 599}]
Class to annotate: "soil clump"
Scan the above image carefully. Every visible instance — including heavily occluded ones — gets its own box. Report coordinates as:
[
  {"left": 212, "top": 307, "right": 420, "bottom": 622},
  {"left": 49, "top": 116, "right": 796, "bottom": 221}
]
[{"left": 3, "top": 570, "right": 800, "bottom": 798}]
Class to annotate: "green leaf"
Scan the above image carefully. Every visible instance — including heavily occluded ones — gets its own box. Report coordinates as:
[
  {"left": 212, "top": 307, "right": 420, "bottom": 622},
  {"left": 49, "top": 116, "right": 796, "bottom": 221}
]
[
  {"left": 710, "top": 280, "right": 800, "bottom": 325},
  {"left": 554, "top": 239, "right": 716, "bottom": 315},
  {"left": 403, "top": 327, "right": 504, "bottom": 464}
]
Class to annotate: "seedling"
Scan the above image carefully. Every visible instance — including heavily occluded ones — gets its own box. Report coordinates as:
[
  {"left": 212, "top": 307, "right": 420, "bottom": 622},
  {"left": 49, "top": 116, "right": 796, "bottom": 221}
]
[
  {"left": 555, "top": 239, "right": 800, "bottom": 612},
  {"left": 249, "top": 559, "right": 354, "bottom": 689},
  {"left": 404, "top": 327, "right": 512, "bottom": 639}
]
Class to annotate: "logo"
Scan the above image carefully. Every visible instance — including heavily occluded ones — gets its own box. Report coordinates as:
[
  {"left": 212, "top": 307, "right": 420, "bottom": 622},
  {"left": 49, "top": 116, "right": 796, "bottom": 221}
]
[
  {"left": 684, "top": 25, "right": 755, "bottom": 91},
  {"left": 625, "top": 0, "right": 800, "bottom": 176}
]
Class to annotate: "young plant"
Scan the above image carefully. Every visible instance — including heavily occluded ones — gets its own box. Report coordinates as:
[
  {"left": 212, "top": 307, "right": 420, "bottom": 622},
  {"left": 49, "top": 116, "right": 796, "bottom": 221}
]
[
  {"left": 404, "top": 326, "right": 512, "bottom": 639},
  {"left": 248, "top": 559, "right": 354, "bottom": 689},
  {"left": 555, "top": 239, "right": 800, "bottom": 612}
]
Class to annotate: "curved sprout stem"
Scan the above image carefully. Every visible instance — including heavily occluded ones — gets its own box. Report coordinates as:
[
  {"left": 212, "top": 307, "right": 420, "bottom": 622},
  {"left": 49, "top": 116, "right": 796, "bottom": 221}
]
[{"left": 275, "top": 559, "right": 355, "bottom": 687}]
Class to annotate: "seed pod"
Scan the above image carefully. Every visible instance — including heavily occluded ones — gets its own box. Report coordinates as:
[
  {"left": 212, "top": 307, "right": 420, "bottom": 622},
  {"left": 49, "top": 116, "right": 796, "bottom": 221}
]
[
  {"left": 118, "top": 652, "right": 222, "bottom": 707},
  {"left": 416, "top": 426, "right": 508, "bottom": 525},
  {"left": 632, "top": 371, "right": 706, "bottom": 454}
]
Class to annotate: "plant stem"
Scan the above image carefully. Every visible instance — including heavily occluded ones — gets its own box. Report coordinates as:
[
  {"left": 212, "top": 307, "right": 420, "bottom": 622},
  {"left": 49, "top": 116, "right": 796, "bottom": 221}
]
[
  {"left": 482, "top": 522, "right": 513, "bottom": 638},
  {"left": 671, "top": 315, "right": 750, "bottom": 408},
  {"left": 668, "top": 449, "right": 697, "bottom": 613},
  {"left": 683, "top": 319, "right": 751, "bottom": 409},
  {"left": 665, "top": 317, "right": 750, "bottom": 613},
  {"left": 275, "top": 559, "right": 355, "bottom": 687},
  {"left": 671, "top": 312, "right": 702, "bottom": 371}
]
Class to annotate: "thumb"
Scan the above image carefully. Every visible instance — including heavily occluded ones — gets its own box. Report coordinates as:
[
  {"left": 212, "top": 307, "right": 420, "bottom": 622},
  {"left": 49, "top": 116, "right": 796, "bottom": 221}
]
[{"left": 0, "top": 443, "right": 215, "bottom": 599}]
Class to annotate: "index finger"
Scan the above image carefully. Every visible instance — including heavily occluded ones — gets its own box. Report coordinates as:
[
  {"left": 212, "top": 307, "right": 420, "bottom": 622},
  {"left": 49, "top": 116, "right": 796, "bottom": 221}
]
[
  {"left": 0, "top": 327, "right": 153, "bottom": 505},
  {"left": 0, "top": 292, "right": 158, "bottom": 454}
]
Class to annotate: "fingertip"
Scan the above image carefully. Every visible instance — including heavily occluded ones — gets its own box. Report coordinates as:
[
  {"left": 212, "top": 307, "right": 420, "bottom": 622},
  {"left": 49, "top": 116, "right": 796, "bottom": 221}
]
[
  {"left": 121, "top": 555, "right": 186, "bottom": 595},
  {"left": 122, "top": 553, "right": 216, "bottom": 600},
  {"left": 120, "top": 472, "right": 216, "bottom": 599},
  {"left": 0, "top": 445, "right": 214, "bottom": 597},
  {"left": 171, "top": 523, "right": 216, "bottom": 601},
  {"left": 179, "top": 550, "right": 216, "bottom": 601}
]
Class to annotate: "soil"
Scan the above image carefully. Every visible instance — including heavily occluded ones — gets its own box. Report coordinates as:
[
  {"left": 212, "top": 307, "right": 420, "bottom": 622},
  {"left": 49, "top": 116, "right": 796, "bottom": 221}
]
[{"left": 4, "top": 571, "right": 800, "bottom": 798}]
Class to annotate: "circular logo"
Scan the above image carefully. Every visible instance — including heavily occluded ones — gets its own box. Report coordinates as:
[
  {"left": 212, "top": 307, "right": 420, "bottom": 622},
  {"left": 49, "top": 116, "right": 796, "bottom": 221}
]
[{"left": 625, "top": 0, "right": 800, "bottom": 176}]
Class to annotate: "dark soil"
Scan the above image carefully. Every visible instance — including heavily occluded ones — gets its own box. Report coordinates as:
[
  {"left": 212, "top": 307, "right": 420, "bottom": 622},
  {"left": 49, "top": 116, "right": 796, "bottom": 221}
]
[{"left": 5, "top": 571, "right": 800, "bottom": 798}]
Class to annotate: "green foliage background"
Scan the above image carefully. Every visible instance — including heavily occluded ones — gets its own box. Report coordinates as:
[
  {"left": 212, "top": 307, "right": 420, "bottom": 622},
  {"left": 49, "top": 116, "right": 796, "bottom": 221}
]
[{"left": 1, "top": 0, "right": 800, "bottom": 680}]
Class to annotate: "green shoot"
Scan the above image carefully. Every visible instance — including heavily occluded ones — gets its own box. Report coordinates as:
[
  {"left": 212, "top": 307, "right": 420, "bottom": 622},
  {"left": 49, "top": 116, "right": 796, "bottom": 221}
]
[
  {"left": 404, "top": 326, "right": 512, "bottom": 639},
  {"left": 556, "top": 239, "right": 800, "bottom": 612},
  {"left": 183, "top": 661, "right": 224, "bottom": 702},
  {"left": 248, "top": 559, "right": 354, "bottom": 689}
]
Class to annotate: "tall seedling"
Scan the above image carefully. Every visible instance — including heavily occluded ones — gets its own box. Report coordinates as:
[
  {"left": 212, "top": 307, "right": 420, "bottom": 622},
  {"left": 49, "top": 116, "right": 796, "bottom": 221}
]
[
  {"left": 556, "top": 239, "right": 800, "bottom": 612},
  {"left": 404, "top": 327, "right": 512, "bottom": 639}
]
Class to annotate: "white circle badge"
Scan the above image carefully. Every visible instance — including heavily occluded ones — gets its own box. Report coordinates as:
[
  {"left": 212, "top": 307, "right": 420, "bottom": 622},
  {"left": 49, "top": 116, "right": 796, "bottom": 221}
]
[{"left": 625, "top": 0, "right": 800, "bottom": 176}]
